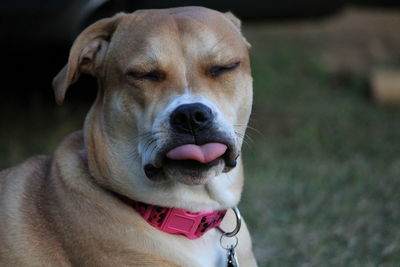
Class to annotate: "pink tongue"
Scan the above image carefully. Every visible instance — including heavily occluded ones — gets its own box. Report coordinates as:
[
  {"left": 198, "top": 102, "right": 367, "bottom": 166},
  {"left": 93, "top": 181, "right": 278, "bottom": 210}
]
[{"left": 166, "top": 143, "right": 227, "bottom": 163}]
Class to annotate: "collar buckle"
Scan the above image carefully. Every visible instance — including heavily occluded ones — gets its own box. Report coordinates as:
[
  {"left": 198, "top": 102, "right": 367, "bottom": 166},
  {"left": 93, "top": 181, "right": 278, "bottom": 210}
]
[{"left": 161, "top": 209, "right": 206, "bottom": 239}]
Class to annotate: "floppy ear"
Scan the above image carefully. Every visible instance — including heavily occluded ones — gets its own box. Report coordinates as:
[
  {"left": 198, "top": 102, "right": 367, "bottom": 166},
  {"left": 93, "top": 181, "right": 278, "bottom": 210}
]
[
  {"left": 224, "top": 11, "right": 251, "bottom": 50},
  {"left": 52, "top": 13, "right": 125, "bottom": 105}
]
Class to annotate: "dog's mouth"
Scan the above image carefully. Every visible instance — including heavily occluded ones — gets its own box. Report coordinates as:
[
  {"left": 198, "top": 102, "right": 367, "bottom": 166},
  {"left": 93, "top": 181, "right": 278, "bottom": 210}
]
[
  {"left": 166, "top": 143, "right": 227, "bottom": 163},
  {"left": 143, "top": 139, "right": 238, "bottom": 185}
]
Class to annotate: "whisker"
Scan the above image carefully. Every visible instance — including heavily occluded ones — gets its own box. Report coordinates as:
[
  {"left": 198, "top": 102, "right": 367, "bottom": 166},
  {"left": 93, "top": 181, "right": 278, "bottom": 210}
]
[
  {"left": 136, "top": 130, "right": 168, "bottom": 139},
  {"left": 244, "top": 132, "right": 254, "bottom": 144},
  {"left": 246, "top": 126, "right": 264, "bottom": 137},
  {"left": 233, "top": 124, "right": 263, "bottom": 137},
  {"left": 144, "top": 139, "right": 157, "bottom": 153},
  {"left": 235, "top": 131, "right": 253, "bottom": 147},
  {"left": 126, "top": 148, "right": 139, "bottom": 161},
  {"left": 149, "top": 143, "right": 160, "bottom": 159},
  {"left": 131, "top": 150, "right": 140, "bottom": 160}
]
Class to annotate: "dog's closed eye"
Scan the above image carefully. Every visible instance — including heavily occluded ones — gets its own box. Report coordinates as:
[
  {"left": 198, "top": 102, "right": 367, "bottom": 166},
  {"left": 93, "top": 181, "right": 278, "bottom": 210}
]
[
  {"left": 209, "top": 61, "right": 240, "bottom": 77},
  {"left": 125, "top": 70, "right": 166, "bottom": 82}
]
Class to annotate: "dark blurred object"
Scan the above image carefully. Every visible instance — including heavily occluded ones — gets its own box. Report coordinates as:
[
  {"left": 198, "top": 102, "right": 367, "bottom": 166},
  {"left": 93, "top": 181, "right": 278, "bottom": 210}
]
[
  {"left": 1, "top": 0, "right": 400, "bottom": 45},
  {"left": 1, "top": 0, "right": 400, "bottom": 106}
]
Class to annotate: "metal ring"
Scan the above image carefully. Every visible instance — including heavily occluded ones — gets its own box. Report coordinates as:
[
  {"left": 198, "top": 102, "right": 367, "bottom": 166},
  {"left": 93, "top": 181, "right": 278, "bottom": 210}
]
[
  {"left": 220, "top": 234, "right": 239, "bottom": 250},
  {"left": 217, "top": 206, "right": 242, "bottom": 238}
]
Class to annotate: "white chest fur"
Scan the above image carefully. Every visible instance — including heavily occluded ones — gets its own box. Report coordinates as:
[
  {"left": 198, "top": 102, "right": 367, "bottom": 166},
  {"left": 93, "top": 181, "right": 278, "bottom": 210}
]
[{"left": 153, "top": 228, "right": 226, "bottom": 267}]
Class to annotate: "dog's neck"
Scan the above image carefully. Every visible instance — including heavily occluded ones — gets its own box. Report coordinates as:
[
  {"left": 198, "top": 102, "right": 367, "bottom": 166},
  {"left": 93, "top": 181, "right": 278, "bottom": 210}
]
[{"left": 111, "top": 191, "right": 227, "bottom": 240}]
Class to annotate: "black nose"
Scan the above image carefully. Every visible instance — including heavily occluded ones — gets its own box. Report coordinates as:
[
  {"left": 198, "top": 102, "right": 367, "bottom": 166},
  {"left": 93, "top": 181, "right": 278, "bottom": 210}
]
[{"left": 170, "top": 103, "right": 214, "bottom": 133}]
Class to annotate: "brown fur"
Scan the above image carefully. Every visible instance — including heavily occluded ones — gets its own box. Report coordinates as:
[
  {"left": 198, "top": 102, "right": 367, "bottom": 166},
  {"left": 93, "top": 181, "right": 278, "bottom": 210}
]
[{"left": 0, "top": 7, "right": 257, "bottom": 266}]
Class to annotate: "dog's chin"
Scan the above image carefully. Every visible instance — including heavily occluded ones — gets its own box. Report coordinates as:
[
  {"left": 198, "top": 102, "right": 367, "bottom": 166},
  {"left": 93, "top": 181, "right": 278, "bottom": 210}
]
[{"left": 162, "top": 158, "right": 225, "bottom": 185}]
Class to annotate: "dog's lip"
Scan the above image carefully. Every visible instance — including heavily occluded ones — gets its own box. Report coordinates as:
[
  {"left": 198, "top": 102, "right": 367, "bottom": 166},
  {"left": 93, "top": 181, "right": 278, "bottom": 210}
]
[
  {"left": 156, "top": 140, "right": 237, "bottom": 167},
  {"left": 144, "top": 139, "right": 238, "bottom": 179}
]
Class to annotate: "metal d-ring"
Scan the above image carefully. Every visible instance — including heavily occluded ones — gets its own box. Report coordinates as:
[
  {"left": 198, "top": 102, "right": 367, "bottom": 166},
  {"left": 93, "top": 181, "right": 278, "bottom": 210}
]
[
  {"left": 218, "top": 206, "right": 242, "bottom": 238},
  {"left": 220, "top": 234, "right": 239, "bottom": 250}
]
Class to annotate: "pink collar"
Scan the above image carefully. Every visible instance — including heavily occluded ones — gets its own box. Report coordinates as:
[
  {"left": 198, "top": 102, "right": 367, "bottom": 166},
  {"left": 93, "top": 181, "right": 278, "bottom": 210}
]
[{"left": 115, "top": 193, "right": 227, "bottom": 240}]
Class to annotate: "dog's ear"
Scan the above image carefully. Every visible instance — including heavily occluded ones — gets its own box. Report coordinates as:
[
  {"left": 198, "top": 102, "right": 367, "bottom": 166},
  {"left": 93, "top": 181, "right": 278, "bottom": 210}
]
[
  {"left": 225, "top": 11, "right": 242, "bottom": 29},
  {"left": 52, "top": 13, "right": 125, "bottom": 105},
  {"left": 224, "top": 11, "right": 251, "bottom": 50}
]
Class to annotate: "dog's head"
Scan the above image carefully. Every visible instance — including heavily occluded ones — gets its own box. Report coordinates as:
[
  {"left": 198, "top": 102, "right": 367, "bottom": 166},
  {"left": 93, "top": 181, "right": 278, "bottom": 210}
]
[{"left": 53, "top": 7, "right": 252, "bottom": 211}]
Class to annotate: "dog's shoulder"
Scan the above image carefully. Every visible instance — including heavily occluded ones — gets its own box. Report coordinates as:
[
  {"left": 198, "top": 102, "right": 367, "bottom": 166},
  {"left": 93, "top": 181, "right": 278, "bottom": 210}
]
[
  {"left": 0, "top": 154, "right": 51, "bottom": 195},
  {"left": 0, "top": 154, "right": 59, "bottom": 265},
  {"left": 0, "top": 133, "right": 87, "bottom": 266}
]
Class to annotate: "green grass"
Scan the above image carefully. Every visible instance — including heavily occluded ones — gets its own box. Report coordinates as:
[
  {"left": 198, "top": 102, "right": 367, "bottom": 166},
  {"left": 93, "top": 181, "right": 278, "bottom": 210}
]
[
  {"left": 240, "top": 35, "right": 400, "bottom": 266},
  {"left": 1, "top": 21, "right": 400, "bottom": 267}
]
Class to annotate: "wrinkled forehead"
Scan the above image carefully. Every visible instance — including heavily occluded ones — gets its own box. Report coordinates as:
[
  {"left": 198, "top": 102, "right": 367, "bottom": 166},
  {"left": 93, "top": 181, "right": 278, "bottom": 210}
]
[{"left": 110, "top": 8, "right": 247, "bottom": 65}]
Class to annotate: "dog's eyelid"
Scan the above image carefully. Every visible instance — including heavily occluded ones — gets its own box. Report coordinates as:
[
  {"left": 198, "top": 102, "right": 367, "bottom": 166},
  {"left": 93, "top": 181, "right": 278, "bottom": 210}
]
[
  {"left": 208, "top": 61, "right": 241, "bottom": 77},
  {"left": 226, "top": 60, "right": 241, "bottom": 67},
  {"left": 125, "top": 69, "right": 166, "bottom": 82}
]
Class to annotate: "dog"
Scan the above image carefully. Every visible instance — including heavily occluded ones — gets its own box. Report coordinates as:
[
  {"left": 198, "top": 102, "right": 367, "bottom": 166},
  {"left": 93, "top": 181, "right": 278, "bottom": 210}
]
[{"left": 0, "top": 6, "right": 257, "bottom": 267}]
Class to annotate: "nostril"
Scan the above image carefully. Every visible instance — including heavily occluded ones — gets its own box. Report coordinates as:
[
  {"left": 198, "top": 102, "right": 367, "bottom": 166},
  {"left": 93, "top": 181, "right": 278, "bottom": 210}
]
[
  {"left": 173, "top": 113, "right": 187, "bottom": 125},
  {"left": 194, "top": 111, "right": 207, "bottom": 122}
]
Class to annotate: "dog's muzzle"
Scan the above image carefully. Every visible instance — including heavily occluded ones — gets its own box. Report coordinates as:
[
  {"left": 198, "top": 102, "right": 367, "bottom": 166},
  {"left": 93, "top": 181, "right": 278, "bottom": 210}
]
[{"left": 143, "top": 103, "right": 239, "bottom": 182}]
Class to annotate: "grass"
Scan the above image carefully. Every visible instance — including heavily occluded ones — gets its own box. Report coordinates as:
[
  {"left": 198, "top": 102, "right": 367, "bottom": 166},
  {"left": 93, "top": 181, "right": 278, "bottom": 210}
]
[
  {"left": 1, "top": 10, "right": 400, "bottom": 267},
  {"left": 239, "top": 28, "right": 400, "bottom": 266}
]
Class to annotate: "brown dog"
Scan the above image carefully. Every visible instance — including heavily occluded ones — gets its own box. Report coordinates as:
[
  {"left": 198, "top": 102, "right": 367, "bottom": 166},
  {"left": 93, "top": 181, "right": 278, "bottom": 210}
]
[{"left": 0, "top": 6, "right": 257, "bottom": 266}]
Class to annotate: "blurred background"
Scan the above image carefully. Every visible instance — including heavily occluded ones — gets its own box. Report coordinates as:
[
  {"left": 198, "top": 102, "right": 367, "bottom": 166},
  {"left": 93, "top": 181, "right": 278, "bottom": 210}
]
[{"left": 1, "top": 1, "right": 400, "bottom": 266}]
